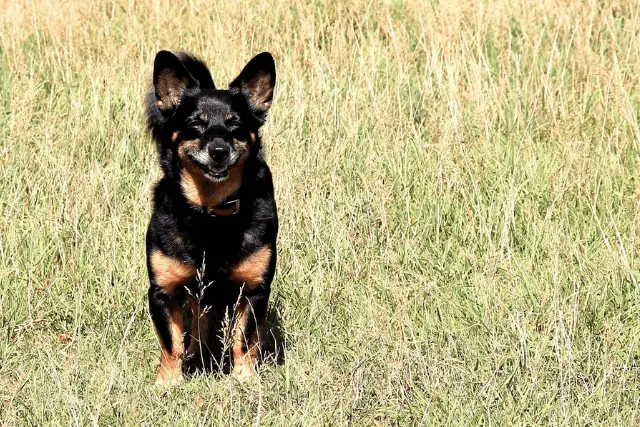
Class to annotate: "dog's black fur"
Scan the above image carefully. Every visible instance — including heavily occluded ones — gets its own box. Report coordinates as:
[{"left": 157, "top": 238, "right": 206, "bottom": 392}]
[{"left": 145, "top": 50, "right": 278, "bottom": 381}]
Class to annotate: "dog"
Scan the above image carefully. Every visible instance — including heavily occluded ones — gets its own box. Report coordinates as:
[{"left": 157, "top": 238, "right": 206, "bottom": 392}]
[{"left": 145, "top": 50, "right": 278, "bottom": 384}]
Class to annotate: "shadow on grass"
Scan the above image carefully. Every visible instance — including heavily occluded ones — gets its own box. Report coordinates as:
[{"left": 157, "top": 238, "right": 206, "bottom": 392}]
[{"left": 261, "top": 302, "right": 287, "bottom": 368}]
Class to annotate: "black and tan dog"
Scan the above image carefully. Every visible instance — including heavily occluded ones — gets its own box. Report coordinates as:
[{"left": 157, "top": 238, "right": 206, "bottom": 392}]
[{"left": 145, "top": 50, "right": 278, "bottom": 384}]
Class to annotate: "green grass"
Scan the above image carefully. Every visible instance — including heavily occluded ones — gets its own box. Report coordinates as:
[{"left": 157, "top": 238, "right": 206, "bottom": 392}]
[{"left": 1, "top": 0, "right": 639, "bottom": 424}]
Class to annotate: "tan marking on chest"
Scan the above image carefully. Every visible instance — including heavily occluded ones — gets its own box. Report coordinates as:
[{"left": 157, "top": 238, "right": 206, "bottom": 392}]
[
  {"left": 150, "top": 250, "right": 196, "bottom": 293},
  {"left": 230, "top": 246, "right": 272, "bottom": 289}
]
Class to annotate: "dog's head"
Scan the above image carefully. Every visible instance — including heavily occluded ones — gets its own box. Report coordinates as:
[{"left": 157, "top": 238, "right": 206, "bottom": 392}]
[{"left": 151, "top": 51, "right": 275, "bottom": 187}]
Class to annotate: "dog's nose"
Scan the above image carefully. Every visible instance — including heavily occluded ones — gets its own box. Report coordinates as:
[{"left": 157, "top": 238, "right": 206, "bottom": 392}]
[{"left": 209, "top": 143, "right": 230, "bottom": 163}]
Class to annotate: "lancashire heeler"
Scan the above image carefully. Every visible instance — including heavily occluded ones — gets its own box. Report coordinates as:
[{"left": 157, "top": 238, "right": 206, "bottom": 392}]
[{"left": 145, "top": 50, "right": 278, "bottom": 384}]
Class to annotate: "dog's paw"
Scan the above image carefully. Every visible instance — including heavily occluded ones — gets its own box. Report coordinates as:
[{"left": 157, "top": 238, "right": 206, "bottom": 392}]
[
  {"left": 232, "top": 363, "right": 257, "bottom": 381},
  {"left": 155, "top": 376, "right": 183, "bottom": 387},
  {"left": 155, "top": 369, "right": 184, "bottom": 387}
]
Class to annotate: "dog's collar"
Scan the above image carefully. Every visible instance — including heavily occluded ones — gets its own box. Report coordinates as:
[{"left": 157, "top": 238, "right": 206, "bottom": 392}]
[{"left": 205, "top": 198, "right": 240, "bottom": 217}]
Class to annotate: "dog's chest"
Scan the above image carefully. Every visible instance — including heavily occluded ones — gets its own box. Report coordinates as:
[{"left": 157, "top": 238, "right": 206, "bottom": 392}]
[{"left": 181, "top": 219, "right": 257, "bottom": 268}]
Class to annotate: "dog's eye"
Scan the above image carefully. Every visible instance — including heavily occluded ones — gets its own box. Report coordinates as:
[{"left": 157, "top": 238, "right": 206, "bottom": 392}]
[
  {"left": 185, "top": 119, "right": 205, "bottom": 133},
  {"left": 225, "top": 116, "right": 241, "bottom": 128}
]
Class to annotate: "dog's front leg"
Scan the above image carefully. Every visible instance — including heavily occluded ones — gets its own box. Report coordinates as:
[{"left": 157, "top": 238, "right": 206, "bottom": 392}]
[
  {"left": 232, "top": 289, "right": 269, "bottom": 378},
  {"left": 229, "top": 246, "right": 274, "bottom": 378},
  {"left": 147, "top": 250, "right": 195, "bottom": 384},
  {"left": 149, "top": 285, "right": 186, "bottom": 384}
]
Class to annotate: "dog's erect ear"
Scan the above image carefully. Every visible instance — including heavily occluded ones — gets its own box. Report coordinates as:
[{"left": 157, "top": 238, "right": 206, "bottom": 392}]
[
  {"left": 229, "top": 52, "right": 276, "bottom": 117},
  {"left": 153, "top": 50, "right": 198, "bottom": 110}
]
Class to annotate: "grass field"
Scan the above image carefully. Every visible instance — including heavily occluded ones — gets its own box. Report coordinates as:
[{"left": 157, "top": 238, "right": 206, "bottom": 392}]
[{"left": 1, "top": 0, "right": 640, "bottom": 424}]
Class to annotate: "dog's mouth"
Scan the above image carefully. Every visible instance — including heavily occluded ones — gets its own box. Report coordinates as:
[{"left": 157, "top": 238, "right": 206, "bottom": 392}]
[
  {"left": 205, "top": 169, "right": 229, "bottom": 182},
  {"left": 187, "top": 154, "right": 229, "bottom": 182}
]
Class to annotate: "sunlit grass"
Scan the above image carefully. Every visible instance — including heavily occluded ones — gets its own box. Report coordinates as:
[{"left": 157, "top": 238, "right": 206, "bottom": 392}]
[{"left": 1, "top": 0, "right": 639, "bottom": 424}]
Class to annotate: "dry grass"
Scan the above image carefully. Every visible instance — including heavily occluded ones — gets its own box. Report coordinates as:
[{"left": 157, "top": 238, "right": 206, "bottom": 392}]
[{"left": 1, "top": 0, "right": 639, "bottom": 424}]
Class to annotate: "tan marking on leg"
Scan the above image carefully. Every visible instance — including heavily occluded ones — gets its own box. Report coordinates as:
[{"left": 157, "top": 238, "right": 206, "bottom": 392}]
[
  {"left": 178, "top": 139, "right": 248, "bottom": 208},
  {"left": 187, "top": 298, "right": 210, "bottom": 356},
  {"left": 171, "top": 131, "right": 180, "bottom": 142},
  {"left": 230, "top": 246, "right": 271, "bottom": 290},
  {"left": 156, "top": 305, "right": 184, "bottom": 384},
  {"left": 189, "top": 299, "right": 201, "bottom": 353},
  {"left": 150, "top": 250, "right": 196, "bottom": 293},
  {"left": 232, "top": 301, "right": 262, "bottom": 378},
  {"left": 248, "top": 131, "right": 256, "bottom": 144}
]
